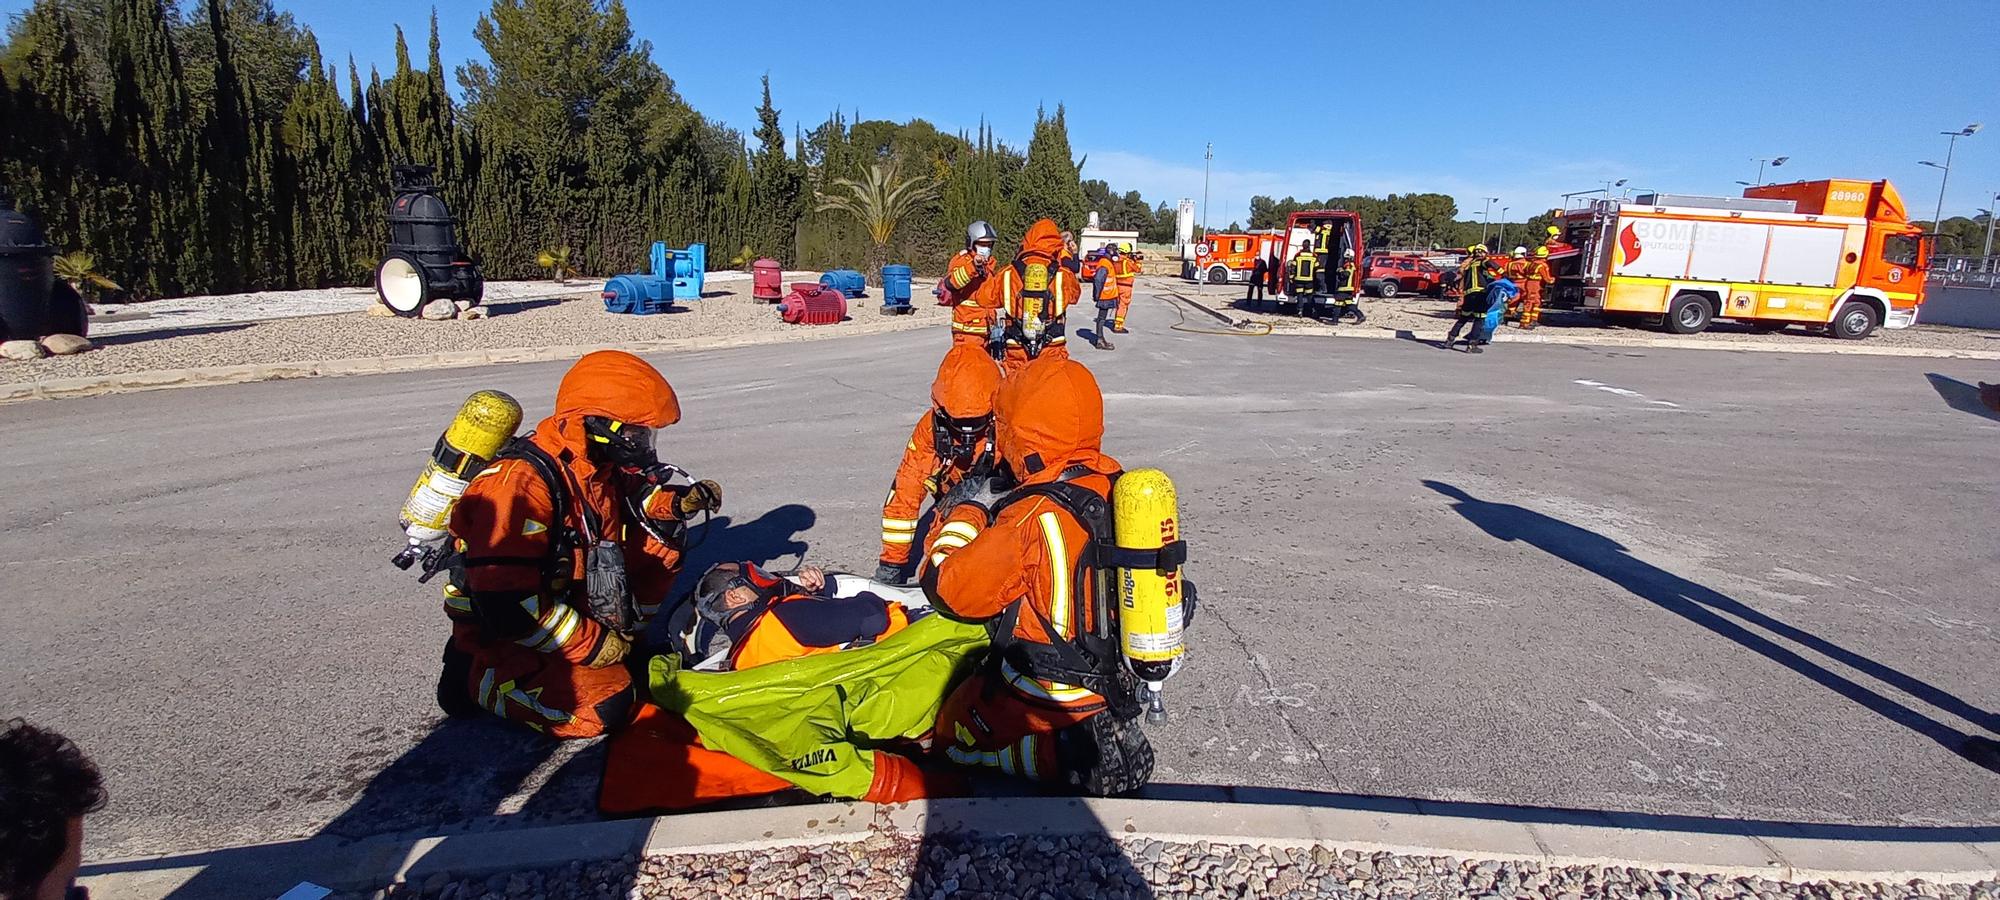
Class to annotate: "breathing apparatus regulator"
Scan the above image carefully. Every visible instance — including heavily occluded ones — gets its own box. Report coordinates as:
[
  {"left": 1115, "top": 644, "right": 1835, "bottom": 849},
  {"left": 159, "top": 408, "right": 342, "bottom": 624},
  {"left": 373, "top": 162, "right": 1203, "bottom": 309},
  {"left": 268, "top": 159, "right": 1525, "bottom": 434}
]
[{"left": 392, "top": 390, "right": 524, "bottom": 573}]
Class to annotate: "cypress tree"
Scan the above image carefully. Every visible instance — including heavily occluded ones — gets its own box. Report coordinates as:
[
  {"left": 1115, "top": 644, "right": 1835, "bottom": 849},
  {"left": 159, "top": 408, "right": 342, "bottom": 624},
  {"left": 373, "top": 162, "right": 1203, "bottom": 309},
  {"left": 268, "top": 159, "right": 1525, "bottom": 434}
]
[
  {"left": 104, "top": 0, "right": 208, "bottom": 296},
  {"left": 1010, "top": 104, "right": 1086, "bottom": 239},
  {"left": 747, "top": 74, "right": 802, "bottom": 262}
]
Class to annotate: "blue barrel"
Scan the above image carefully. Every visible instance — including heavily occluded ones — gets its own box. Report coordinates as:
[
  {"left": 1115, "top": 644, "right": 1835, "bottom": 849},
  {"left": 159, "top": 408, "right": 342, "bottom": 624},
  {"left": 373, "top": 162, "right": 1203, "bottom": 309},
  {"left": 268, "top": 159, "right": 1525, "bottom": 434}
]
[
  {"left": 880, "top": 264, "right": 912, "bottom": 308},
  {"left": 820, "top": 269, "right": 866, "bottom": 299}
]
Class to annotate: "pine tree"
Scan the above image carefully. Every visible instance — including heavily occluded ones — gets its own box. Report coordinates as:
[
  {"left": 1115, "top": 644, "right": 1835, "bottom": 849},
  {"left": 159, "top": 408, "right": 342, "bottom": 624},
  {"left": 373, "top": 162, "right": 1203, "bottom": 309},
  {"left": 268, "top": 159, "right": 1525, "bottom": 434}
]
[{"left": 1010, "top": 104, "right": 1086, "bottom": 240}]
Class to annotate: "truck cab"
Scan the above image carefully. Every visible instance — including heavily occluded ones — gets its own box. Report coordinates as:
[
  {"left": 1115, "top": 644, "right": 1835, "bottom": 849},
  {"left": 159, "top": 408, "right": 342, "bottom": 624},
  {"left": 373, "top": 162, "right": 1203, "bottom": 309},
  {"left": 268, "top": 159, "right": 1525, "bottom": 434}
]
[{"left": 1188, "top": 231, "right": 1285, "bottom": 284}]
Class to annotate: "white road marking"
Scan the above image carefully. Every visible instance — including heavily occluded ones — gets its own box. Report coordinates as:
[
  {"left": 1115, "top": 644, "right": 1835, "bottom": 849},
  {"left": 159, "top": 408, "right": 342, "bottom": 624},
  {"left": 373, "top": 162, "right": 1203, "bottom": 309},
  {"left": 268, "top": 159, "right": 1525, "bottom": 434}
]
[{"left": 1575, "top": 379, "right": 1682, "bottom": 408}]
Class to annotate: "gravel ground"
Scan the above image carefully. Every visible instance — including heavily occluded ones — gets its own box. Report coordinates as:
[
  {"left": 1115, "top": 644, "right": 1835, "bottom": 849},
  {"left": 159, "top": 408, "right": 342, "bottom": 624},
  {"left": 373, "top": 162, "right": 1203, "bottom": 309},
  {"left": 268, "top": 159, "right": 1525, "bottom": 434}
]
[
  {"left": 1161, "top": 281, "right": 2000, "bottom": 354},
  {"left": 346, "top": 833, "right": 2000, "bottom": 900},
  {"left": 4, "top": 278, "right": 947, "bottom": 381}
]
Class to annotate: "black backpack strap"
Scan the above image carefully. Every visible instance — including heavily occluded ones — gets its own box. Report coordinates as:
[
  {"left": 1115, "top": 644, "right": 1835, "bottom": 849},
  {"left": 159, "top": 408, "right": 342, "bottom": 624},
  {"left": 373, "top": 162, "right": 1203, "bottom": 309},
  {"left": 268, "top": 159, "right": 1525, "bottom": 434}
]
[{"left": 497, "top": 437, "right": 590, "bottom": 574}]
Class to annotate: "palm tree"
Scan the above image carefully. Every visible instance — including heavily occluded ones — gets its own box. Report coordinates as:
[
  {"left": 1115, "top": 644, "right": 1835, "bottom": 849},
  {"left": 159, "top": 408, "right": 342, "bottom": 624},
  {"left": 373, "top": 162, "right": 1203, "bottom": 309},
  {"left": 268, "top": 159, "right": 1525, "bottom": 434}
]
[
  {"left": 816, "top": 161, "right": 939, "bottom": 274},
  {"left": 53, "top": 251, "right": 121, "bottom": 301},
  {"left": 534, "top": 246, "right": 574, "bottom": 284}
]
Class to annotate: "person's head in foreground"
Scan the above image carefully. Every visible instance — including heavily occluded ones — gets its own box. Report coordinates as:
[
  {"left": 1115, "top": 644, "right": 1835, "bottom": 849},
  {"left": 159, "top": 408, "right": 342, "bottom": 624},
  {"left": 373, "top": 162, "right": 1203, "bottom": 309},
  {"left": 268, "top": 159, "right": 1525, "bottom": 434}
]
[{"left": 1, "top": 719, "right": 106, "bottom": 900}]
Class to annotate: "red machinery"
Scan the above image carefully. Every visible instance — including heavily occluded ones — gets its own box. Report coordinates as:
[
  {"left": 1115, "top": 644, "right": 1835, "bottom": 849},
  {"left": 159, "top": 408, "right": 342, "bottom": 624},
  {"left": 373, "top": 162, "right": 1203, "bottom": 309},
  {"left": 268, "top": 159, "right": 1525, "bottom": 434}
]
[
  {"left": 778, "top": 283, "right": 848, "bottom": 325},
  {"left": 752, "top": 259, "right": 784, "bottom": 302}
]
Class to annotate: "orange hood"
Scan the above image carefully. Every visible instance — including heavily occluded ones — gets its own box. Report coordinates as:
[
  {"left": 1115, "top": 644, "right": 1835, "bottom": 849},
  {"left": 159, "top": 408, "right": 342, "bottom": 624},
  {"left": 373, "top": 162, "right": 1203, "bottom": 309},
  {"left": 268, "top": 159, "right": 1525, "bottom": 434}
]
[
  {"left": 994, "top": 355, "right": 1112, "bottom": 482},
  {"left": 535, "top": 350, "right": 681, "bottom": 461},
  {"left": 930, "top": 345, "right": 1001, "bottom": 418},
  {"left": 1018, "top": 218, "right": 1066, "bottom": 261}
]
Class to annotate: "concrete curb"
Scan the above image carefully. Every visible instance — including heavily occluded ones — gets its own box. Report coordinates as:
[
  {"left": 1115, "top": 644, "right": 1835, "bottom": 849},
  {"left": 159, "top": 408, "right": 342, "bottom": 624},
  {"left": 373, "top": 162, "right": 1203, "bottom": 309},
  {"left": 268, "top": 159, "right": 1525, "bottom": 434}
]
[
  {"left": 76, "top": 797, "right": 1999, "bottom": 898},
  {"left": 0, "top": 314, "right": 938, "bottom": 406},
  {"left": 1157, "top": 290, "right": 2000, "bottom": 361}
]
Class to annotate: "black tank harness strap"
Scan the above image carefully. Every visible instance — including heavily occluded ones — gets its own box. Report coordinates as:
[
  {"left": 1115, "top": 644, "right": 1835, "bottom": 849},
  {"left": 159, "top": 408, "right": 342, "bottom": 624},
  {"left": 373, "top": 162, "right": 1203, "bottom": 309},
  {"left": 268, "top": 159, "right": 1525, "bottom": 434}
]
[{"left": 984, "top": 466, "right": 1142, "bottom": 717}]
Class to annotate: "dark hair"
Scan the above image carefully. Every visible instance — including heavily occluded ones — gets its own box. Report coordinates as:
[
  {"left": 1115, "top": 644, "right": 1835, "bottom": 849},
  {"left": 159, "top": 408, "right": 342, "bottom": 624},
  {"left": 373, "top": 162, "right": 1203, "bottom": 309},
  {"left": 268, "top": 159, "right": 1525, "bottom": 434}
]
[{"left": 1, "top": 719, "right": 106, "bottom": 900}]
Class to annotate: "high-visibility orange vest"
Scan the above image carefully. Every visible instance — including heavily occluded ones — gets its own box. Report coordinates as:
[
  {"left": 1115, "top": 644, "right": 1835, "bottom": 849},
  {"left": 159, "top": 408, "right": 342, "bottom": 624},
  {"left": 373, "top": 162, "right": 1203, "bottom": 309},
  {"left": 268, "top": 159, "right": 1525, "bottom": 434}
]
[{"left": 729, "top": 596, "right": 912, "bottom": 670}]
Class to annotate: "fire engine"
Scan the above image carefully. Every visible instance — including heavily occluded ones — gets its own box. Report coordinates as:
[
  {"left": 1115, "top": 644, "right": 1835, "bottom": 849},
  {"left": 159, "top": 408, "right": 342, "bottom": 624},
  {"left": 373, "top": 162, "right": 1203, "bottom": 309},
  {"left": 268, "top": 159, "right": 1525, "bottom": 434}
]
[
  {"left": 1269, "top": 210, "right": 1365, "bottom": 313},
  {"left": 1186, "top": 230, "right": 1285, "bottom": 284},
  {"left": 1550, "top": 179, "right": 1929, "bottom": 338}
]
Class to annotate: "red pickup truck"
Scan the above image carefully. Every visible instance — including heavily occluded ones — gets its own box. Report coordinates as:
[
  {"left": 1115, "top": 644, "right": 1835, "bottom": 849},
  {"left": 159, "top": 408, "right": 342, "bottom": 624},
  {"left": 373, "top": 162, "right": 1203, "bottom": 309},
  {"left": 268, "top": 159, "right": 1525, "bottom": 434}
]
[{"left": 1362, "top": 255, "right": 1447, "bottom": 298}]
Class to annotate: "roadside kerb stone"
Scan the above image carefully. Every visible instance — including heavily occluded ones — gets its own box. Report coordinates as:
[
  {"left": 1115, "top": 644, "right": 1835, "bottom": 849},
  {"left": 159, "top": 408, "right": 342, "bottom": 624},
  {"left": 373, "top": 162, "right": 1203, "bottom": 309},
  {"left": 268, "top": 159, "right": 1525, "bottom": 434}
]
[
  {"left": 75, "top": 796, "right": 2000, "bottom": 899},
  {"left": 0, "top": 315, "right": 939, "bottom": 405}
]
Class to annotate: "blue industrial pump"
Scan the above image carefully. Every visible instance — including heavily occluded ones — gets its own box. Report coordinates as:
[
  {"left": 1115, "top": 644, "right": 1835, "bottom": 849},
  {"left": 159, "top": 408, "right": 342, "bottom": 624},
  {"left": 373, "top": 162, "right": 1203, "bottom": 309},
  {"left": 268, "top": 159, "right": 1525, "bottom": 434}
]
[
  {"left": 602, "top": 242, "right": 707, "bottom": 315},
  {"left": 879, "top": 264, "right": 913, "bottom": 315},
  {"left": 818, "top": 269, "right": 867, "bottom": 299}
]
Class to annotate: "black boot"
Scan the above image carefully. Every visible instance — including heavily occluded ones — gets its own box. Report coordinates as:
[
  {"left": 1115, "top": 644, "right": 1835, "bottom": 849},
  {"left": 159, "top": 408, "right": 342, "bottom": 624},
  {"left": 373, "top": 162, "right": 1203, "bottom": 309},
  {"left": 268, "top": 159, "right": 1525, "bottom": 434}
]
[
  {"left": 436, "top": 639, "right": 481, "bottom": 718},
  {"left": 1058, "top": 714, "right": 1155, "bottom": 797}
]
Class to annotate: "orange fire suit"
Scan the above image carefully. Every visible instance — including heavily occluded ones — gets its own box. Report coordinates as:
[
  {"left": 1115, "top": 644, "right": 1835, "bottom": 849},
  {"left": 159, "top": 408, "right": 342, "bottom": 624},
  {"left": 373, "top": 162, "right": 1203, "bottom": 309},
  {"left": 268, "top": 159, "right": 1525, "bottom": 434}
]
[
  {"left": 1519, "top": 258, "right": 1553, "bottom": 328},
  {"left": 943, "top": 250, "right": 1000, "bottom": 349},
  {"left": 1501, "top": 257, "right": 1531, "bottom": 319},
  {"left": 921, "top": 356, "right": 1118, "bottom": 782},
  {"left": 1112, "top": 254, "right": 1141, "bottom": 330},
  {"left": 993, "top": 219, "right": 1080, "bottom": 377},
  {"left": 880, "top": 346, "right": 1001, "bottom": 567},
  {"left": 718, "top": 562, "right": 915, "bottom": 670},
  {"left": 443, "top": 351, "right": 696, "bottom": 739}
]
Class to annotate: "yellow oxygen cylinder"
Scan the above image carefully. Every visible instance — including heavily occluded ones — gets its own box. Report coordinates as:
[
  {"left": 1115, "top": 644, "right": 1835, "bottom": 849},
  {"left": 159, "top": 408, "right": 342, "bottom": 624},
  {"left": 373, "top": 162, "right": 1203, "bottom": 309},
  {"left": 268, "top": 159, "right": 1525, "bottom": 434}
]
[
  {"left": 1113, "top": 468, "right": 1187, "bottom": 721},
  {"left": 392, "top": 390, "right": 523, "bottom": 570}
]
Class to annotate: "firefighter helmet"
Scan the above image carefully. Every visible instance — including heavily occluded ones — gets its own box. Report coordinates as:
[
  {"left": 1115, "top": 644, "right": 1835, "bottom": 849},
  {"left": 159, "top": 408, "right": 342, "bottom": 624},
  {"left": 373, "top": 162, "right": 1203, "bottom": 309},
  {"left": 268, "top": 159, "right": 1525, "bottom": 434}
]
[{"left": 966, "top": 221, "right": 997, "bottom": 251}]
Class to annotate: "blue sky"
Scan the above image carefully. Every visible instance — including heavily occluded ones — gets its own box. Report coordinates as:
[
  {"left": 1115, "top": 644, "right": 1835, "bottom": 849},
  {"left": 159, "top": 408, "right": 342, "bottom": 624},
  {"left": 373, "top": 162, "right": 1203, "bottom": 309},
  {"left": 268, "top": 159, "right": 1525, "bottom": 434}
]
[{"left": 8, "top": 0, "right": 1997, "bottom": 224}]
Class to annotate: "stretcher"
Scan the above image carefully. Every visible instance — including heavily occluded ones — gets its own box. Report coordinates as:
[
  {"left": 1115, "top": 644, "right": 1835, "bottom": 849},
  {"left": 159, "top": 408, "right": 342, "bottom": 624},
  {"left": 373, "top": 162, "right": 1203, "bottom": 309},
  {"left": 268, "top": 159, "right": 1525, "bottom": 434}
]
[{"left": 600, "top": 575, "right": 979, "bottom": 815}]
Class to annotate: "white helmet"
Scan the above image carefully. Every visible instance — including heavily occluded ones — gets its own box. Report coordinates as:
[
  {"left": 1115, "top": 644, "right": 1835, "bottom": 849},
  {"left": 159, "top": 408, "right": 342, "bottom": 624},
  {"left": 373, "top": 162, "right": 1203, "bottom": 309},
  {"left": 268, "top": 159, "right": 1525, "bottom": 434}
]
[
  {"left": 1342, "top": 248, "right": 1356, "bottom": 258},
  {"left": 966, "top": 221, "right": 997, "bottom": 251},
  {"left": 1511, "top": 246, "right": 1527, "bottom": 257}
]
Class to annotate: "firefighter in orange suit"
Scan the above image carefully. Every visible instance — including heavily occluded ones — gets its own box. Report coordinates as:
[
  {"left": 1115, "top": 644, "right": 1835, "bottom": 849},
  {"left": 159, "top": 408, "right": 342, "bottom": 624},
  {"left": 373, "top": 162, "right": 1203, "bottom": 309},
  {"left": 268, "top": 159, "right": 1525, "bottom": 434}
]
[
  {"left": 940, "top": 221, "right": 1002, "bottom": 351},
  {"left": 438, "top": 351, "right": 723, "bottom": 738},
  {"left": 691, "top": 562, "right": 916, "bottom": 671},
  {"left": 875, "top": 344, "right": 1002, "bottom": 584},
  {"left": 1519, "top": 246, "right": 1554, "bottom": 329},
  {"left": 1502, "top": 247, "right": 1531, "bottom": 320},
  {"left": 919, "top": 356, "right": 1153, "bottom": 794},
  {"left": 991, "top": 218, "right": 1081, "bottom": 376},
  {"left": 1111, "top": 242, "right": 1141, "bottom": 333}
]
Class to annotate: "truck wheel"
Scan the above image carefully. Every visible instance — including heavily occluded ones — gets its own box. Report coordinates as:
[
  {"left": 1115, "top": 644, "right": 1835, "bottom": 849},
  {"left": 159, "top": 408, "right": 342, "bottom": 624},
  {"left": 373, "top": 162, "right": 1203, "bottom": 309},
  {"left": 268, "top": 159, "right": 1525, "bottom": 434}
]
[
  {"left": 1664, "top": 293, "right": 1713, "bottom": 334},
  {"left": 1377, "top": 280, "right": 1400, "bottom": 299},
  {"left": 1830, "top": 301, "right": 1879, "bottom": 340},
  {"left": 1207, "top": 266, "right": 1229, "bottom": 285}
]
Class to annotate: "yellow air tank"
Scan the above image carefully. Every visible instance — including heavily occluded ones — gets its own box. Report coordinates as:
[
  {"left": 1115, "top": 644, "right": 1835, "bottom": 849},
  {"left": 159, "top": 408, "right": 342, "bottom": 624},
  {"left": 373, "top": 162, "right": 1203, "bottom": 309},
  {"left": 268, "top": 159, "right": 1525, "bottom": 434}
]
[
  {"left": 1113, "top": 468, "right": 1187, "bottom": 720},
  {"left": 392, "top": 390, "right": 523, "bottom": 570}
]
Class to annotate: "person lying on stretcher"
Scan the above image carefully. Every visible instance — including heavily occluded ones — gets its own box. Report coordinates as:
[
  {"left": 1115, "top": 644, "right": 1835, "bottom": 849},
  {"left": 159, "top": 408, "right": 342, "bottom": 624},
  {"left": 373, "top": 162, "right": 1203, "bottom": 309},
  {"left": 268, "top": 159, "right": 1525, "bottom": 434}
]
[{"left": 680, "top": 561, "right": 930, "bottom": 671}]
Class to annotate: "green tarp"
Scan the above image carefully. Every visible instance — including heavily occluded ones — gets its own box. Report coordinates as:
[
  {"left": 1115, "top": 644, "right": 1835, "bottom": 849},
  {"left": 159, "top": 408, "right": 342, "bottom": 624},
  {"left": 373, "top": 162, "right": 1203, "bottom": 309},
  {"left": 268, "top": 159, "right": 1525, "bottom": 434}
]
[{"left": 647, "top": 615, "right": 989, "bottom": 799}]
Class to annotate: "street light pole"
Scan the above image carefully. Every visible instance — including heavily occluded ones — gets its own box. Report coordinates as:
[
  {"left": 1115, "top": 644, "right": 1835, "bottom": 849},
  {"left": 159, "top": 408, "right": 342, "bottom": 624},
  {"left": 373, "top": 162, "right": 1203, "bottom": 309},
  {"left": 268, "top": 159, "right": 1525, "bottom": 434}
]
[
  {"left": 1201, "top": 143, "right": 1213, "bottom": 241},
  {"left": 1498, "top": 207, "right": 1509, "bottom": 249},
  {"left": 1481, "top": 197, "right": 1496, "bottom": 244},
  {"left": 1982, "top": 196, "right": 1998, "bottom": 257},
  {"left": 1922, "top": 125, "right": 1982, "bottom": 240}
]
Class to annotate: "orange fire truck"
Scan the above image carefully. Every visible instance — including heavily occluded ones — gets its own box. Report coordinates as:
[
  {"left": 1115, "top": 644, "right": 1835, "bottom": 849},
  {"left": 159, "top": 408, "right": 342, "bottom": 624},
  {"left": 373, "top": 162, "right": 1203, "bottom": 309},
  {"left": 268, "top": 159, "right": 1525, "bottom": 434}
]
[
  {"left": 1550, "top": 179, "right": 1930, "bottom": 338},
  {"left": 1187, "top": 230, "right": 1286, "bottom": 284}
]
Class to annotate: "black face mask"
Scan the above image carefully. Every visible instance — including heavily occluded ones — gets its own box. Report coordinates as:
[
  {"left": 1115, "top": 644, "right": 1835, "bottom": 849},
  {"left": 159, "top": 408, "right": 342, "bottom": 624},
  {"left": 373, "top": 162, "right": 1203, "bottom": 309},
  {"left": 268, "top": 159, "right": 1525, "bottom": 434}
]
[
  {"left": 583, "top": 416, "right": 658, "bottom": 468},
  {"left": 932, "top": 410, "right": 992, "bottom": 460}
]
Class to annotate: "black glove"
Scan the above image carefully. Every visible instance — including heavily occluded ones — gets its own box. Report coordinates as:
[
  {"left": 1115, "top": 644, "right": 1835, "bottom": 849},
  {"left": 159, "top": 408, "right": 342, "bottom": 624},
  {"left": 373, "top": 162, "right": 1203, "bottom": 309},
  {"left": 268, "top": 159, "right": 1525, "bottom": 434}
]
[
  {"left": 676, "top": 480, "right": 723, "bottom": 516},
  {"left": 873, "top": 562, "right": 908, "bottom": 585},
  {"left": 938, "top": 472, "right": 1002, "bottom": 514}
]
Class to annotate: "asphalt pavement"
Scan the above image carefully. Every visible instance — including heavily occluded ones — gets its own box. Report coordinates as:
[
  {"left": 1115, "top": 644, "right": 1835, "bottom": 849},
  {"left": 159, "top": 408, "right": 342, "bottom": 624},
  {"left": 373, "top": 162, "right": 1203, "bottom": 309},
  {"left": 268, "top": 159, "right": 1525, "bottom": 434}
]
[{"left": 5, "top": 294, "right": 1999, "bottom": 863}]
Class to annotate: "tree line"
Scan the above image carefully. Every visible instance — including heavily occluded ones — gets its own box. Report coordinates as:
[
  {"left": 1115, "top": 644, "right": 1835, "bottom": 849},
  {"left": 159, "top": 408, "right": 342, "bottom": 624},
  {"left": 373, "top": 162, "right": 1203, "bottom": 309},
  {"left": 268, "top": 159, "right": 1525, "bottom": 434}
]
[
  {"left": 1245, "top": 193, "right": 1560, "bottom": 252},
  {"left": 0, "top": 0, "right": 1175, "bottom": 299}
]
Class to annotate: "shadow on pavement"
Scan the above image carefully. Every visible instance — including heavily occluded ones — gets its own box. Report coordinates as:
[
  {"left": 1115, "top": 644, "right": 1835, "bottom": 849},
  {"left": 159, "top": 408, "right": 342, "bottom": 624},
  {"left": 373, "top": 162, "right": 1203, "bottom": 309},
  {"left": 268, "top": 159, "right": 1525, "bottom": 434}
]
[
  {"left": 1924, "top": 373, "right": 2000, "bottom": 423},
  {"left": 1136, "top": 783, "right": 2000, "bottom": 842},
  {"left": 90, "top": 322, "right": 255, "bottom": 346},
  {"left": 115, "top": 717, "right": 624, "bottom": 899},
  {"left": 1422, "top": 480, "right": 2000, "bottom": 773}
]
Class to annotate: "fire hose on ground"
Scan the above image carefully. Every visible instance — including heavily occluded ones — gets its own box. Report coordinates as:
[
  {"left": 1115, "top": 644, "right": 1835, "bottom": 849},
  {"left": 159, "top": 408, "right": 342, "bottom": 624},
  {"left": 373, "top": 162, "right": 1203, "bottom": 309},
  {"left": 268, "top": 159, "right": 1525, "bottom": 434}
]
[{"left": 1153, "top": 291, "right": 1274, "bottom": 337}]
